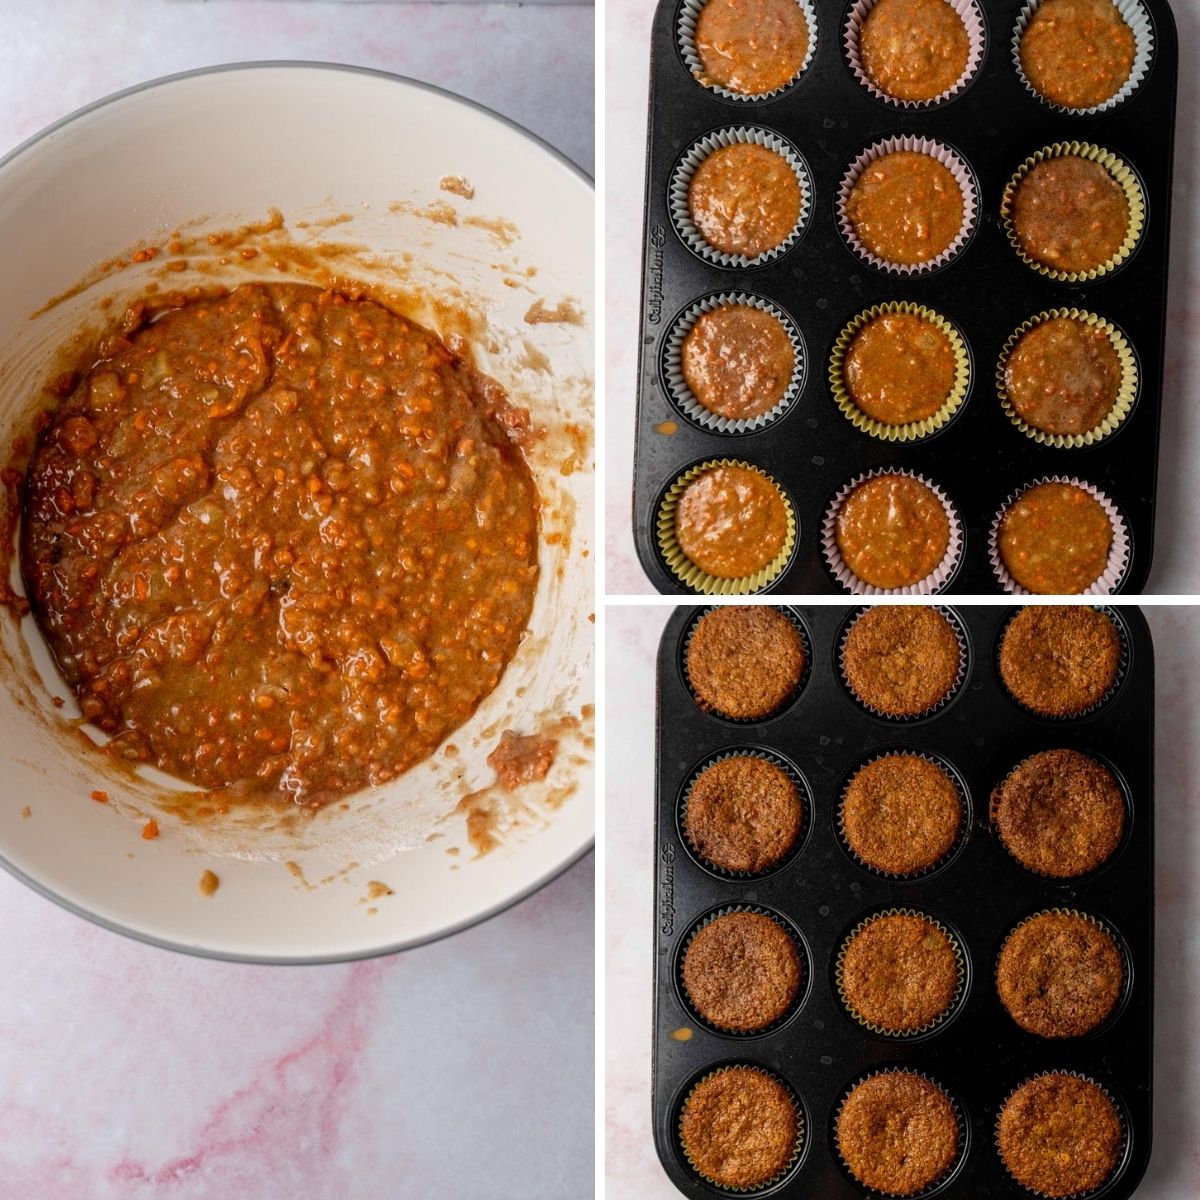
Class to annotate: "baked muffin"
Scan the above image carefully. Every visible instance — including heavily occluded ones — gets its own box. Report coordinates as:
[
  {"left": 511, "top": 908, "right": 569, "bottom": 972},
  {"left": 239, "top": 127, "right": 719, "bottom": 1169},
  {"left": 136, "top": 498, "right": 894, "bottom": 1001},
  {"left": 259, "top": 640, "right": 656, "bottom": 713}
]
[
  {"left": 999, "top": 605, "right": 1121, "bottom": 717},
  {"left": 838, "top": 911, "right": 960, "bottom": 1033},
  {"left": 998, "top": 1073, "right": 1122, "bottom": 1197},
  {"left": 681, "top": 305, "right": 795, "bottom": 423},
  {"left": 837, "top": 1071, "right": 959, "bottom": 1195},
  {"left": 841, "top": 753, "right": 962, "bottom": 875},
  {"left": 693, "top": 0, "right": 812, "bottom": 96},
  {"left": 834, "top": 474, "right": 952, "bottom": 590},
  {"left": 684, "top": 754, "right": 805, "bottom": 873},
  {"left": 841, "top": 605, "right": 962, "bottom": 717},
  {"left": 858, "top": 0, "right": 970, "bottom": 102},
  {"left": 680, "top": 1066, "right": 800, "bottom": 1190},
  {"left": 686, "top": 606, "right": 806, "bottom": 719},
  {"left": 683, "top": 911, "right": 802, "bottom": 1031},
  {"left": 688, "top": 143, "right": 802, "bottom": 259},
  {"left": 674, "top": 464, "right": 791, "bottom": 582},
  {"left": 1019, "top": 0, "right": 1136, "bottom": 110},
  {"left": 996, "top": 481, "right": 1114, "bottom": 595},
  {"left": 1008, "top": 156, "right": 1130, "bottom": 275},
  {"left": 845, "top": 150, "right": 964, "bottom": 266},
  {"left": 997, "top": 911, "right": 1124, "bottom": 1038},
  {"left": 991, "top": 748, "right": 1125, "bottom": 877}
]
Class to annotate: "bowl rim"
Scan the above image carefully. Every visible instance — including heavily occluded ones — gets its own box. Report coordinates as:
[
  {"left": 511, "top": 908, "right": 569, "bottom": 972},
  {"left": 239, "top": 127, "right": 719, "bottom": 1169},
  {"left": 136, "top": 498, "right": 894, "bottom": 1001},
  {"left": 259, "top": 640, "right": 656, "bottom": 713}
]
[{"left": 0, "top": 59, "right": 596, "bottom": 965}]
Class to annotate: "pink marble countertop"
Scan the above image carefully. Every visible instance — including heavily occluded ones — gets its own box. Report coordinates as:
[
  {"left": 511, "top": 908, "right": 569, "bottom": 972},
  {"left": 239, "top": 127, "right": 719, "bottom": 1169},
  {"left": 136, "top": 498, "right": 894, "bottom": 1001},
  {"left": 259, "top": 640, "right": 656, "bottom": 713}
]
[
  {"left": 605, "top": 603, "right": 1200, "bottom": 1198},
  {"left": 0, "top": 4, "right": 594, "bottom": 1197},
  {"left": 604, "top": 0, "right": 1200, "bottom": 595}
]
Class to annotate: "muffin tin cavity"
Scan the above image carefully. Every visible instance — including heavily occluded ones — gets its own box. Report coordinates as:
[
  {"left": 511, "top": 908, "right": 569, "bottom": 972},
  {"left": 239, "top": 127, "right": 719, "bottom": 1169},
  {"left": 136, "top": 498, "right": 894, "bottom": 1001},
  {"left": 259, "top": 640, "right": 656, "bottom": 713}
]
[
  {"left": 652, "top": 605, "right": 1153, "bottom": 1199},
  {"left": 635, "top": 0, "right": 1177, "bottom": 594}
]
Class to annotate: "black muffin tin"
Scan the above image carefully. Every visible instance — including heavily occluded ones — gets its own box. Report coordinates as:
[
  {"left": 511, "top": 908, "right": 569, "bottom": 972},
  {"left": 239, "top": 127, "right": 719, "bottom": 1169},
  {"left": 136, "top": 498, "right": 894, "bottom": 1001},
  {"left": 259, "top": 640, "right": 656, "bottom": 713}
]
[
  {"left": 652, "top": 604, "right": 1153, "bottom": 1197},
  {"left": 632, "top": 0, "right": 1178, "bottom": 594}
]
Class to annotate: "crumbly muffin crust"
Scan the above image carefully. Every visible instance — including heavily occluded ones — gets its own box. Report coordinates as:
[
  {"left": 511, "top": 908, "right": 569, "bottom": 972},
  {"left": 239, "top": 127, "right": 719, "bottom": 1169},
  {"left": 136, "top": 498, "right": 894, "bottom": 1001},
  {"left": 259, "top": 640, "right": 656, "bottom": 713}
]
[
  {"left": 684, "top": 755, "right": 804, "bottom": 873},
  {"left": 842, "top": 606, "right": 961, "bottom": 717},
  {"left": 680, "top": 1066, "right": 800, "bottom": 1190},
  {"left": 841, "top": 754, "right": 962, "bottom": 876},
  {"left": 1000, "top": 606, "right": 1121, "bottom": 717},
  {"left": 683, "top": 912, "right": 802, "bottom": 1032},
  {"left": 839, "top": 912, "right": 960, "bottom": 1033},
  {"left": 837, "top": 1071, "right": 959, "bottom": 1195},
  {"left": 998, "top": 1074, "right": 1122, "bottom": 1197},
  {"left": 686, "top": 606, "right": 806, "bottom": 719},
  {"left": 997, "top": 911, "right": 1124, "bottom": 1038},
  {"left": 992, "top": 749, "right": 1125, "bottom": 877}
]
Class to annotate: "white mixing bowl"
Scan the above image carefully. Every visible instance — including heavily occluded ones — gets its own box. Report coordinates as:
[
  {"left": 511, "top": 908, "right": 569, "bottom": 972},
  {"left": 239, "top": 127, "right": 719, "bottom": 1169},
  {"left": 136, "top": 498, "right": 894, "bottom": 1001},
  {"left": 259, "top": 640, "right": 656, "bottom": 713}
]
[{"left": 0, "top": 63, "right": 595, "bottom": 961}]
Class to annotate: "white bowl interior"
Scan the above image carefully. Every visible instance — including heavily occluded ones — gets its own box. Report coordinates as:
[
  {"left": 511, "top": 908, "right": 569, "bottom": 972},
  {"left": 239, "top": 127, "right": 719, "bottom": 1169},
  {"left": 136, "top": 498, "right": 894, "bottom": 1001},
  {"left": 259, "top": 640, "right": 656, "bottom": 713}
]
[{"left": 0, "top": 65, "right": 594, "bottom": 959}]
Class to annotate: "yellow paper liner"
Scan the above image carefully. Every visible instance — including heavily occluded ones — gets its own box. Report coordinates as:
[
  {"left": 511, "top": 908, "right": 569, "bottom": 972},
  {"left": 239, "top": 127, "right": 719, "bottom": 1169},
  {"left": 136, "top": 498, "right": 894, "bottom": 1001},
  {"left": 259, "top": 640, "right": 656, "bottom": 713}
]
[
  {"left": 679, "top": 1064, "right": 806, "bottom": 1193},
  {"left": 834, "top": 907, "right": 967, "bottom": 1038},
  {"left": 995, "top": 1071, "right": 1129, "bottom": 1198},
  {"left": 657, "top": 459, "right": 797, "bottom": 595},
  {"left": 996, "top": 308, "right": 1138, "bottom": 448},
  {"left": 995, "top": 907, "right": 1129, "bottom": 1039},
  {"left": 1000, "top": 143, "right": 1146, "bottom": 283},
  {"left": 829, "top": 301, "right": 971, "bottom": 442}
]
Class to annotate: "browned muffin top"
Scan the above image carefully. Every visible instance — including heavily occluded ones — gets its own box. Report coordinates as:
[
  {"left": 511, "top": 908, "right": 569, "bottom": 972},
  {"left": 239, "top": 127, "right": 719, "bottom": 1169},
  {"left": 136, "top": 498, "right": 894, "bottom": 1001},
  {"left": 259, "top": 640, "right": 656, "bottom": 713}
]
[
  {"left": 1000, "top": 605, "right": 1121, "bottom": 717},
  {"left": 992, "top": 748, "right": 1125, "bottom": 878},
  {"left": 998, "top": 1074, "right": 1122, "bottom": 1197},
  {"left": 683, "top": 912, "right": 802, "bottom": 1032},
  {"left": 837, "top": 1071, "right": 959, "bottom": 1195},
  {"left": 997, "top": 911, "right": 1124, "bottom": 1038},
  {"left": 687, "top": 605, "right": 806, "bottom": 719},
  {"left": 680, "top": 1066, "right": 799, "bottom": 1190},
  {"left": 684, "top": 755, "right": 804, "bottom": 874},
  {"left": 839, "top": 912, "right": 959, "bottom": 1033},
  {"left": 842, "top": 606, "right": 961, "bottom": 717},
  {"left": 841, "top": 754, "right": 961, "bottom": 875}
]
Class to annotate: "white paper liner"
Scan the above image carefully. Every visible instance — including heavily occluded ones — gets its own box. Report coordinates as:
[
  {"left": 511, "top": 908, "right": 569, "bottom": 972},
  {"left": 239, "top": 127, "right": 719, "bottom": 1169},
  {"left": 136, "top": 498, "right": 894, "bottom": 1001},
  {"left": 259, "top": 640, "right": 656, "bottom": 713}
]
[
  {"left": 670, "top": 127, "right": 812, "bottom": 269},
  {"left": 678, "top": 0, "right": 820, "bottom": 102},
  {"left": 837, "top": 135, "right": 978, "bottom": 274},
  {"left": 821, "top": 468, "right": 964, "bottom": 594},
  {"left": 1012, "top": 0, "right": 1154, "bottom": 116},
  {"left": 844, "top": 0, "right": 986, "bottom": 108},
  {"left": 988, "top": 476, "right": 1131, "bottom": 595},
  {"left": 835, "top": 1068, "right": 968, "bottom": 1196},
  {"left": 996, "top": 1072, "right": 1129, "bottom": 1198},
  {"left": 664, "top": 293, "right": 805, "bottom": 434}
]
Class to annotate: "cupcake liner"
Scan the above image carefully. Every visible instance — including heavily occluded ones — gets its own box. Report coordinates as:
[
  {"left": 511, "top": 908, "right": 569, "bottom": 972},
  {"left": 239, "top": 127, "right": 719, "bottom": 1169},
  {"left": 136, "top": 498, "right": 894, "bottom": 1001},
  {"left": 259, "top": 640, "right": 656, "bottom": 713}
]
[
  {"left": 1012, "top": 0, "right": 1154, "bottom": 116},
  {"left": 829, "top": 301, "right": 971, "bottom": 442},
  {"left": 821, "top": 468, "right": 964, "bottom": 595},
  {"left": 676, "top": 904, "right": 809, "bottom": 1037},
  {"left": 678, "top": 0, "right": 819, "bottom": 102},
  {"left": 658, "top": 460, "right": 798, "bottom": 595},
  {"left": 836, "top": 749, "right": 971, "bottom": 880},
  {"left": 844, "top": 0, "right": 986, "bottom": 109},
  {"left": 1000, "top": 144, "right": 1147, "bottom": 283},
  {"left": 678, "top": 1063, "right": 807, "bottom": 1194},
  {"left": 833, "top": 1067, "right": 970, "bottom": 1197},
  {"left": 834, "top": 908, "right": 969, "bottom": 1038},
  {"left": 995, "top": 604, "right": 1131, "bottom": 720},
  {"left": 995, "top": 1071, "right": 1130, "bottom": 1199},
  {"left": 664, "top": 293, "right": 806, "bottom": 434},
  {"left": 680, "top": 605, "right": 813, "bottom": 723},
  {"left": 996, "top": 907, "right": 1132, "bottom": 1039},
  {"left": 671, "top": 127, "right": 813, "bottom": 268},
  {"left": 678, "top": 746, "right": 812, "bottom": 880},
  {"left": 836, "top": 135, "right": 979, "bottom": 275},
  {"left": 988, "top": 476, "right": 1131, "bottom": 595},
  {"left": 997, "top": 308, "right": 1139, "bottom": 447}
]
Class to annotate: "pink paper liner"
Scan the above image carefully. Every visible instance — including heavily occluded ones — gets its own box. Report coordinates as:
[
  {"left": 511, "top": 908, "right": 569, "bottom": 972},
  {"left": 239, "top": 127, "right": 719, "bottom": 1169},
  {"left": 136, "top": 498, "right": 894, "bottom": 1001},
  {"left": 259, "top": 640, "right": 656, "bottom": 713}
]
[
  {"left": 988, "top": 476, "right": 1130, "bottom": 595},
  {"left": 837, "top": 135, "right": 978, "bottom": 274},
  {"left": 844, "top": 0, "right": 986, "bottom": 109},
  {"left": 821, "top": 468, "right": 963, "bottom": 595}
]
